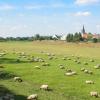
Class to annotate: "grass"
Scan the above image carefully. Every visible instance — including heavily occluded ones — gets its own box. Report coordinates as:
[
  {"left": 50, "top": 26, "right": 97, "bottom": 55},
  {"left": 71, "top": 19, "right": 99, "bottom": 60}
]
[{"left": 0, "top": 41, "right": 100, "bottom": 100}]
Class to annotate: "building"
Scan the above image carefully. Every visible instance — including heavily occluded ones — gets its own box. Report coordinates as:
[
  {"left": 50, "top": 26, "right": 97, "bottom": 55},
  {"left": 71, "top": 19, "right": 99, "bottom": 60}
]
[
  {"left": 81, "top": 25, "right": 88, "bottom": 39},
  {"left": 93, "top": 34, "right": 100, "bottom": 39}
]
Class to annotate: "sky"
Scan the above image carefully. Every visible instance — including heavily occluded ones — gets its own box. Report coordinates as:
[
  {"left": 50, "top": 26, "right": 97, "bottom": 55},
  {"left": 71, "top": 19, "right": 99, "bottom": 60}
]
[{"left": 0, "top": 0, "right": 100, "bottom": 37}]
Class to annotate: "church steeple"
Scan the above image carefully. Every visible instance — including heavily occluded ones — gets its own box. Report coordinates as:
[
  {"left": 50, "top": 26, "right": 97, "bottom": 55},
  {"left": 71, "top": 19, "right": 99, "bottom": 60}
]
[{"left": 82, "top": 25, "right": 85, "bottom": 34}]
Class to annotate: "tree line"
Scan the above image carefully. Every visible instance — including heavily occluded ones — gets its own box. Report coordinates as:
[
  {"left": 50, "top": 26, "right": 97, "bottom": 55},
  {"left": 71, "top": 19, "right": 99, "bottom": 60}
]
[
  {"left": 0, "top": 34, "right": 55, "bottom": 42},
  {"left": 0, "top": 33, "right": 100, "bottom": 43}
]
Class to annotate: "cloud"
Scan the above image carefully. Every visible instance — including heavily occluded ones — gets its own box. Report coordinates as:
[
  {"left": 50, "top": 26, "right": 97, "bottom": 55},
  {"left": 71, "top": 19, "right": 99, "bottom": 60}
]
[
  {"left": 74, "top": 11, "right": 91, "bottom": 16},
  {"left": 75, "top": 0, "right": 99, "bottom": 5},
  {"left": 25, "top": 3, "right": 66, "bottom": 10},
  {"left": 0, "top": 4, "right": 15, "bottom": 10}
]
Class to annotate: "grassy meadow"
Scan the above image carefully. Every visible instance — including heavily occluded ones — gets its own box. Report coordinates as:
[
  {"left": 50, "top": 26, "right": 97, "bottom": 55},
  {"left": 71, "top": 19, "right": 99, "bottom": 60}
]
[{"left": 0, "top": 41, "right": 100, "bottom": 100}]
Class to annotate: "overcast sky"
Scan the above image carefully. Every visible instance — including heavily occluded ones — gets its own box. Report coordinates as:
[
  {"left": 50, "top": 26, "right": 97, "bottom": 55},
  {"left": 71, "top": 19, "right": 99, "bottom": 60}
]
[{"left": 0, "top": 0, "right": 100, "bottom": 37}]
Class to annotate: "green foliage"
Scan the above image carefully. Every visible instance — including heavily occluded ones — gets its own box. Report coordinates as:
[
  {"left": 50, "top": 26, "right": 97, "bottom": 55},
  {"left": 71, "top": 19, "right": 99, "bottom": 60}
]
[
  {"left": 66, "top": 33, "right": 73, "bottom": 42},
  {"left": 92, "top": 38, "right": 98, "bottom": 43},
  {"left": 66, "top": 32, "right": 83, "bottom": 42}
]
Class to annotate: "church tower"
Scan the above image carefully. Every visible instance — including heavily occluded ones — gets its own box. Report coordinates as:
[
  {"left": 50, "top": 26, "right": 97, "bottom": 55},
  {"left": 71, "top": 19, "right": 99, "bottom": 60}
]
[
  {"left": 82, "top": 25, "right": 85, "bottom": 34},
  {"left": 81, "top": 25, "right": 88, "bottom": 39}
]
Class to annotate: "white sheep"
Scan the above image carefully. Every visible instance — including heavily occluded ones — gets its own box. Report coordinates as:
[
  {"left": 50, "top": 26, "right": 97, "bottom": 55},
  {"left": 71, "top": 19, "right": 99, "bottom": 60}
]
[
  {"left": 27, "top": 94, "right": 38, "bottom": 100},
  {"left": 85, "top": 80, "right": 94, "bottom": 84},
  {"left": 84, "top": 69, "right": 88, "bottom": 73},
  {"left": 65, "top": 71, "right": 77, "bottom": 76},
  {"left": 40, "top": 84, "right": 48, "bottom": 90},
  {"left": 34, "top": 66, "right": 40, "bottom": 69},
  {"left": 14, "top": 77, "right": 22, "bottom": 82},
  {"left": 90, "top": 91, "right": 99, "bottom": 98},
  {"left": 81, "top": 68, "right": 85, "bottom": 71},
  {"left": 94, "top": 64, "right": 100, "bottom": 69},
  {"left": 65, "top": 72, "right": 73, "bottom": 76}
]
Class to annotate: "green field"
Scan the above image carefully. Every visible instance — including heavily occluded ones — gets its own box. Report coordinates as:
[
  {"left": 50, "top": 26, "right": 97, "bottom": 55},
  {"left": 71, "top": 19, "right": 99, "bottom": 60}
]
[{"left": 0, "top": 41, "right": 100, "bottom": 100}]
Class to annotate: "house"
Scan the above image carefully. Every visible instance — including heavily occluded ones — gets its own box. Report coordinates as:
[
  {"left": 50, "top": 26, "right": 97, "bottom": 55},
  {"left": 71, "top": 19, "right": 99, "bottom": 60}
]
[
  {"left": 92, "top": 34, "right": 100, "bottom": 39},
  {"left": 60, "top": 35, "right": 67, "bottom": 40}
]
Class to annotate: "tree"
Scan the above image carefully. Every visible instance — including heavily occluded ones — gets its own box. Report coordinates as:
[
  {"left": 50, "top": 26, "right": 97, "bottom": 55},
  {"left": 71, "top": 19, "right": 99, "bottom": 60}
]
[
  {"left": 66, "top": 33, "right": 73, "bottom": 42},
  {"left": 92, "top": 38, "right": 98, "bottom": 43},
  {"left": 73, "top": 32, "right": 79, "bottom": 42},
  {"left": 34, "top": 34, "right": 40, "bottom": 40}
]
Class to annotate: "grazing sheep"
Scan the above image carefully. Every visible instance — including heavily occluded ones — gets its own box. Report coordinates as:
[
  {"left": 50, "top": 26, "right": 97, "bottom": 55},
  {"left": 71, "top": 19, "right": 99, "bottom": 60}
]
[
  {"left": 74, "top": 60, "right": 77, "bottom": 62},
  {"left": 88, "top": 71, "right": 93, "bottom": 74},
  {"left": 48, "top": 56, "right": 53, "bottom": 60},
  {"left": 60, "top": 66, "right": 65, "bottom": 69},
  {"left": 85, "top": 80, "right": 94, "bottom": 84},
  {"left": 65, "top": 72, "right": 73, "bottom": 76},
  {"left": 59, "top": 64, "right": 65, "bottom": 69},
  {"left": 34, "top": 66, "right": 40, "bottom": 69},
  {"left": 14, "top": 77, "right": 22, "bottom": 82},
  {"left": 84, "top": 62, "right": 88, "bottom": 65},
  {"left": 94, "top": 64, "right": 100, "bottom": 69},
  {"left": 90, "top": 59, "right": 94, "bottom": 62},
  {"left": 65, "top": 71, "right": 77, "bottom": 76},
  {"left": 67, "top": 58, "right": 71, "bottom": 60},
  {"left": 84, "top": 69, "right": 88, "bottom": 73},
  {"left": 42, "top": 63, "right": 50, "bottom": 66},
  {"left": 81, "top": 68, "right": 85, "bottom": 71},
  {"left": 27, "top": 94, "right": 38, "bottom": 100},
  {"left": 77, "top": 61, "right": 81, "bottom": 64},
  {"left": 84, "top": 70, "right": 93, "bottom": 74},
  {"left": 40, "top": 85, "right": 48, "bottom": 90},
  {"left": 62, "top": 58, "right": 66, "bottom": 60},
  {"left": 90, "top": 91, "right": 99, "bottom": 98}
]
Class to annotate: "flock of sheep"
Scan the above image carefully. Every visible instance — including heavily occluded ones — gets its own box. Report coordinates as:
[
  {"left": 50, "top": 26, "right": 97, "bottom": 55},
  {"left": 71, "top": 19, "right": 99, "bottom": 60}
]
[{"left": 0, "top": 50, "right": 100, "bottom": 100}]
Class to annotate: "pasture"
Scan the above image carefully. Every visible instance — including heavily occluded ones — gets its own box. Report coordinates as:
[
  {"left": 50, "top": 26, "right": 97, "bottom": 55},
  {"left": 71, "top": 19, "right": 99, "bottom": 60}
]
[{"left": 0, "top": 41, "right": 100, "bottom": 100}]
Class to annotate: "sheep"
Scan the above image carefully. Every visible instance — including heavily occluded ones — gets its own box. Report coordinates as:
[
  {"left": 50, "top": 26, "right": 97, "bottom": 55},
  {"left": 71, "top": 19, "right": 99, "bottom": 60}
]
[
  {"left": 84, "top": 69, "right": 89, "bottom": 73},
  {"left": 60, "top": 66, "right": 65, "bottom": 69},
  {"left": 59, "top": 64, "right": 65, "bottom": 69},
  {"left": 84, "top": 62, "right": 88, "bottom": 65},
  {"left": 90, "top": 59, "right": 94, "bottom": 62},
  {"left": 85, "top": 80, "right": 94, "bottom": 84},
  {"left": 65, "top": 71, "right": 77, "bottom": 76},
  {"left": 90, "top": 91, "right": 99, "bottom": 98},
  {"left": 40, "top": 84, "right": 48, "bottom": 90},
  {"left": 27, "top": 94, "right": 38, "bottom": 100},
  {"left": 81, "top": 68, "right": 85, "bottom": 71},
  {"left": 84, "top": 70, "right": 93, "bottom": 74},
  {"left": 88, "top": 71, "right": 93, "bottom": 74},
  {"left": 94, "top": 64, "right": 100, "bottom": 69},
  {"left": 74, "top": 60, "right": 77, "bottom": 62},
  {"left": 42, "top": 63, "right": 50, "bottom": 66},
  {"left": 34, "top": 66, "right": 40, "bottom": 69},
  {"left": 14, "top": 77, "right": 22, "bottom": 82},
  {"left": 77, "top": 61, "right": 81, "bottom": 64},
  {"left": 65, "top": 72, "right": 73, "bottom": 76},
  {"left": 67, "top": 58, "right": 71, "bottom": 60},
  {"left": 48, "top": 56, "right": 53, "bottom": 60}
]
